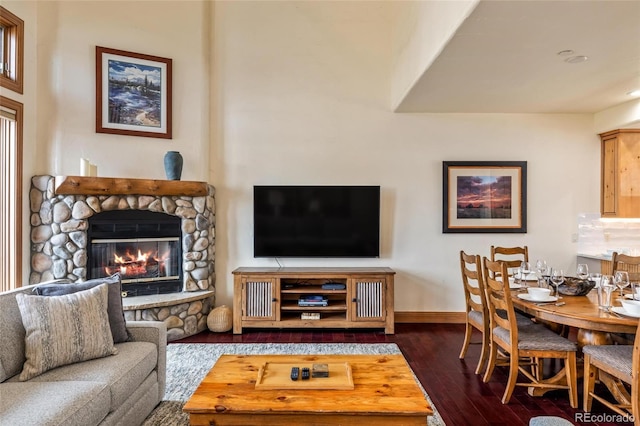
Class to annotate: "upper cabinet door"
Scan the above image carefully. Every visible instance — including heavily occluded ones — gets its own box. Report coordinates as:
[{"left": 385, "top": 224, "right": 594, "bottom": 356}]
[{"left": 600, "top": 129, "right": 640, "bottom": 218}]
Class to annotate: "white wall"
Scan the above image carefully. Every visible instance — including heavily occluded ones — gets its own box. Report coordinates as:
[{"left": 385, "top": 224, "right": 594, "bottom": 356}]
[
  {"left": 14, "top": 1, "right": 605, "bottom": 314},
  {"left": 35, "top": 0, "right": 211, "bottom": 181},
  {"left": 212, "top": 1, "right": 600, "bottom": 311},
  {"left": 594, "top": 98, "right": 640, "bottom": 132}
]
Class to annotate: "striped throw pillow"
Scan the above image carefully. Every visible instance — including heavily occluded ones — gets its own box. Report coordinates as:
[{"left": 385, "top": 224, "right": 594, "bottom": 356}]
[{"left": 16, "top": 283, "right": 117, "bottom": 381}]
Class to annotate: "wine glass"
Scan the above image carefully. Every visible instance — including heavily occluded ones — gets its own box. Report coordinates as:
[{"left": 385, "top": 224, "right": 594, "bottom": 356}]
[
  {"left": 550, "top": 269, "right": 564, "bottom": 298},
  {"left": 576, "top": 264, "right": 589, "bottom": 280},
  {"left": 613, "top": 271, "right": 630, "bottom": 298},
  {"left": 535, "top": 259, "right": 547, "bottom": 273}
]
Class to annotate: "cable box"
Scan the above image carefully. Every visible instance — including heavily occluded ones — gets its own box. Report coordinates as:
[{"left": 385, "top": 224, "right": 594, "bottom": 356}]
[{"left": 322, "top": 283, "right": 346, "bottom": 290}]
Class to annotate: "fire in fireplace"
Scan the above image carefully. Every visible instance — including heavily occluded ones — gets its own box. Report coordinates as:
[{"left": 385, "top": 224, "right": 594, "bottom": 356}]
[{"left": 88, "top": 210, "right": 182, "bottom": 296}]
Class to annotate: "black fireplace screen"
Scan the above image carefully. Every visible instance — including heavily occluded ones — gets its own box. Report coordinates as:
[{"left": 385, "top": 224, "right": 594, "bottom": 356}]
[{"left": 88, "top": 210, "right": 182, "bottom": 296}]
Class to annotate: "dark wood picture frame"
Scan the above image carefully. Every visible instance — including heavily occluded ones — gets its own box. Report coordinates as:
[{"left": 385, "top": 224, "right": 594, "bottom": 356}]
[
  {"left": 443, "top": 161, "right": 527, "bottom": 233},
  {"left": 96, "top": 46, "right": 172, "bottom": 139}
]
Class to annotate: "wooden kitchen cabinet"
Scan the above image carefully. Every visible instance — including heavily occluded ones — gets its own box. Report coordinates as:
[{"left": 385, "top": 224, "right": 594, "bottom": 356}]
[{"left": 600, "top": 129, "right": 640, "bottom": 218}]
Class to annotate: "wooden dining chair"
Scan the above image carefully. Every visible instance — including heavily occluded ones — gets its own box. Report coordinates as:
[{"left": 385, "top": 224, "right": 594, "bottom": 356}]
[
  {"left": 490, "top": 245, "right": 529, "bottom": 274},
  {"left": 459, "top": 251, "right": 490, "bottom": 375},
  {"left": 583, "top": 319, "right": 640, "bottom": 424},
  {"left": 482, "top": 257, "right": 578, "bottom": 407},
  {"left": 612, "top": 252, "right": 640, "bottom": 282}
]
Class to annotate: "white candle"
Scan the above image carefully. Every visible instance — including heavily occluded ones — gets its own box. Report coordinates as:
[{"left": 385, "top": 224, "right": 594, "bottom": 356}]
[
  {"left": 80, "top": 158, "right": 89, "bottom": 176},
  {"left": 89, "top": 163, "right": 98, "bottom": 177}
]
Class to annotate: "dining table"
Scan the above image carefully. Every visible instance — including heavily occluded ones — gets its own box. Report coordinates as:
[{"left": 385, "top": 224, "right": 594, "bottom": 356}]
[{"left": 511, "top": 284, "right": 639, "bottom": 405}]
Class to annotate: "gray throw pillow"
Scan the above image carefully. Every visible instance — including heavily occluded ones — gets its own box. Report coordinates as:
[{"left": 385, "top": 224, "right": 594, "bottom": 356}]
[
  {"left": 35, "top": 273, "right": 130, "bottom": 343},
  {"left": 16, "top": 283, "right": 117, "bottom": 381}
]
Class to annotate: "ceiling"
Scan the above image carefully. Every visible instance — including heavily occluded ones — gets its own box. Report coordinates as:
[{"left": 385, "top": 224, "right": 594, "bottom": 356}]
[{"left": 395, "top": 0, "right": 640, "bottom": 114}]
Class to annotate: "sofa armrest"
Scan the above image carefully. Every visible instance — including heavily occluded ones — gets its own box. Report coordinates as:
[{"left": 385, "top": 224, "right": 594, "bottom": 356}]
[{"left": 126, "top": 321, "right": 167, "bottom": 400}]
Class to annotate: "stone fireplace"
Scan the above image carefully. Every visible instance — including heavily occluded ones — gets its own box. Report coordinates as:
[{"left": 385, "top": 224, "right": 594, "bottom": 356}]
[{"left": 29, "top": 175, "right": 216, "bottom": 340}]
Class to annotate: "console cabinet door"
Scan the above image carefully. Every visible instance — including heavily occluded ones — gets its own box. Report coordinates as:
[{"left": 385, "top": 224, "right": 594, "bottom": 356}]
[
  {"left": 350, "top": 277, "right": 386, "bottom": 322},
  {"left": 241, "top": 276, "right": 277, "bottom": 321}
]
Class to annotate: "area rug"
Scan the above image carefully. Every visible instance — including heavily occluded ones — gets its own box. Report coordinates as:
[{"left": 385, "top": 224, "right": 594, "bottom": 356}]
[{"left": 142, "top": 343, "right": 444, "bottom": 425}]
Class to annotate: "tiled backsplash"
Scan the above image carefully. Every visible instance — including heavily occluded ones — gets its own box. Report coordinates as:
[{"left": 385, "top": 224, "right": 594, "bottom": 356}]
[{"left": 578, "top": 213, "right": 640, "bottom": 258}]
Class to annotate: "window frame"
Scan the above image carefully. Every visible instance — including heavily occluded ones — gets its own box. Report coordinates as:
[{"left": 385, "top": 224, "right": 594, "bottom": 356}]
[
  {"left": 0, "top": 95, "right": 23, "bottom": 290},
  {"left": 0, "top": 6, "right": 24, "bottom": 94}
]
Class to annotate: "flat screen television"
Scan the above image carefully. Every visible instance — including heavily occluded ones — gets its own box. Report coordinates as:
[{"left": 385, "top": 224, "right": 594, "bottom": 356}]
[{"left": 253, "top": 185, "right": 380, "bottom": 257}]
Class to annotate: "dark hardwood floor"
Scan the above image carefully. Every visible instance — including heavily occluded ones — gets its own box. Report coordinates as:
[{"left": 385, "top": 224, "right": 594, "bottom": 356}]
[{"left": 176, "top": 324, "right": 631, "bottom": 426}]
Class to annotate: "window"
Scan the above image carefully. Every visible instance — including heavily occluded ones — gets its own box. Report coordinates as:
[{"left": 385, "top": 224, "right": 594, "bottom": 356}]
[
  {"left": 0, "top": 6, "right": 24, "bottom": 94},
  {"left": 0, "top": 96, "right": 22, "bottom": 291}
]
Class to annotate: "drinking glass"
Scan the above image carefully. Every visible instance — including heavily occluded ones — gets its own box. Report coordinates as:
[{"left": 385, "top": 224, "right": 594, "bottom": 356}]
[
  {"left": 550, "top": 269, "right": 564, "bottom": 298},
  {"left": 632, "top": 282, "right": 640, "bottom": 301},
  {"left": 613, "top": 271, "right": 630, "bottom": 297},
  {"left": 576, "top": 264, "right": 589, "bottom": 280},
  {"left": 599, "top": 275, "right": 615, "bottom": 311},
  {"left": 520, "top": 261, "right": 531, "bottom": 280},
  {"left": 535, "top": 260, "right": 549, "bottom": 289},
  {"left": 589, "top": 272, "right": 602, "bottom": 288}
]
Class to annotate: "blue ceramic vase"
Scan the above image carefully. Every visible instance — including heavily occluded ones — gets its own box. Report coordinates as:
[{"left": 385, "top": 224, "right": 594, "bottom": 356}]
[{"left": 164, "top": 151, "right": 183, "bottom": 180}]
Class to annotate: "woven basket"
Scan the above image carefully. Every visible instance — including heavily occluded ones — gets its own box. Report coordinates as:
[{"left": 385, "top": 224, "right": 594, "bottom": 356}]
[{"left": 207, "top": 305, "right": 233, "bottom": 332}]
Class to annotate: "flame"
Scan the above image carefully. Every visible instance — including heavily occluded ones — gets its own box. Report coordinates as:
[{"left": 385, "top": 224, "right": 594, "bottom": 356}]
[{"left": 105, "top": 249, "right": 172, "bottom": 277}]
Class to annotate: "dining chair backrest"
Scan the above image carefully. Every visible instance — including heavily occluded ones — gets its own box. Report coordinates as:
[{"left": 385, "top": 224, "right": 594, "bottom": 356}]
[
  {"left": 612, "top": 252, "right": 640, "bottom": 282},
  {"left": 490, "top": 245, "right": 529, "bottom": 273},
  {"left": 459, "top": 251, "right": 491, "bottom": 374},
  {"left": 460, "top": 251, "right": 487, "bottom": 318},
  {"left": 483, "top": 257, "right": 515, "bottom": 338}
]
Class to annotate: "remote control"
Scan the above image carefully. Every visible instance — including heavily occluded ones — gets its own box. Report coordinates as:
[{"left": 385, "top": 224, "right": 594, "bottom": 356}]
[
  {"left": 301, "top": 367, "right": 310, "bottom": 380},
  {"left": 290, "top": 366, "right": 299, "bottom": 381}
]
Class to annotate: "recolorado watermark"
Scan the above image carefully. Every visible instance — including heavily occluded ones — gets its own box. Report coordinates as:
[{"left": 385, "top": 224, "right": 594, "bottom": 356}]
[{"left": 575, "top": 412, "right": 634, "bottom": 423}]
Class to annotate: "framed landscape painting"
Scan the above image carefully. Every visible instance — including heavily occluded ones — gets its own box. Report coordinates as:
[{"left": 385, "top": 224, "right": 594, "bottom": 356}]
[
  {"left": 442, "top": 161, "right": 527, "bottom": 233},
  {"left": 96, "top": 46, "right": 172, "bottom": 139}
]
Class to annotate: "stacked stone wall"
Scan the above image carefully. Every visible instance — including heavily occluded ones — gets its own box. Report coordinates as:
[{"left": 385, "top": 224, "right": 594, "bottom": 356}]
[{"left": 29, "top": 175, "right": 217, "bottom": 340}]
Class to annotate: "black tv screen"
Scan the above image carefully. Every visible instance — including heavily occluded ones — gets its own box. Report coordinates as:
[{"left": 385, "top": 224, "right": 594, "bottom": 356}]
[{"left": 254, "top": 185, "right": 380, "bottom": 258}]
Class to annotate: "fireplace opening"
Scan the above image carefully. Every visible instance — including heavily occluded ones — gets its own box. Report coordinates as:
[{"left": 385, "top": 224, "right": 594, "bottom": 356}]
[{"left": 88, "top": 210, "right": 182, "bottom": 296}]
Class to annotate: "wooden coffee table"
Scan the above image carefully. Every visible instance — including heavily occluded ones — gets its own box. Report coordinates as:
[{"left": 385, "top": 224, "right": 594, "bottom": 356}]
[{"left": 183, "top": 354, "right": 433, "bottom": 425}]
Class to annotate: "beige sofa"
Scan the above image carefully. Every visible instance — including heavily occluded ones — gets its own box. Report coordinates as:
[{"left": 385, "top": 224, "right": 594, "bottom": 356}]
[{"left": 0, "top": 285, "right": 166, "bottom": 426}]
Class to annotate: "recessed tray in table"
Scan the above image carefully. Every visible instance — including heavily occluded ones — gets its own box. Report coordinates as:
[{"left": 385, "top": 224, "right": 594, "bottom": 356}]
[{"left": 255, "top": 362, "right": 354, "bottom": 390}]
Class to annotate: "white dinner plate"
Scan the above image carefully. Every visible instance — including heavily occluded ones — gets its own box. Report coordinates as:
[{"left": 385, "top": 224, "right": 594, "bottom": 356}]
[
  {"left": 517, "top": 294, "right": 558, "bottom": 303},
  {"left": 611, "top": 306, "right": 640, "bottom": 318},
  {"left": 624, "top": 294, "right": 640, "bottom": 300}
]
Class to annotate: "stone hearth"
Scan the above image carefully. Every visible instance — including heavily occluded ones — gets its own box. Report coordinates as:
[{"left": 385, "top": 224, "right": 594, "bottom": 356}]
[{"left": 29, "top": 175, "right": 216, "bottom": 341}]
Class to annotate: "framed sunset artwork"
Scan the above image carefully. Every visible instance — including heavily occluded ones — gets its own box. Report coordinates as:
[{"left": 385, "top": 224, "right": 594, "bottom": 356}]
[{"left": 442, "top": 161, "right": 527, "bottom": 233}]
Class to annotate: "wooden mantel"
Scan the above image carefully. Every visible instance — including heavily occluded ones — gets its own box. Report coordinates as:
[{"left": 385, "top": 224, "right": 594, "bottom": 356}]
[{"left": 54, "top": 176, "right": 208, "bottom": 196}]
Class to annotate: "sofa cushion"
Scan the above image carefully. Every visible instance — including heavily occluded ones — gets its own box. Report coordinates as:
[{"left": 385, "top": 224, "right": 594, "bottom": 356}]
[
  {"left": 0, "top": 381, "right": 110, "bottom": 426},
  {"left": 34, "top": 273, "right": 130, "bottom": 343},
  {"left": 18, "top": 341, "right": 158, "bottom": 410},
  {"left": 16, "top": 284, "right": 117, "bottom": 381}
]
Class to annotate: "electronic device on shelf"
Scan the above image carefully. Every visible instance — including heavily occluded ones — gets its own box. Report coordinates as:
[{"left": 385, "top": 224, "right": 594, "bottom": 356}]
[{"left": 322, "top": 282, "right": 346, "bottom": 290}]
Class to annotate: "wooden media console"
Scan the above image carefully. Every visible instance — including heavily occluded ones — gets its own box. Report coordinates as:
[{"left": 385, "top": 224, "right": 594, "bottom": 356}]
[{"left": 232, "top": 267, "right": 395, "bottom": 334}]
